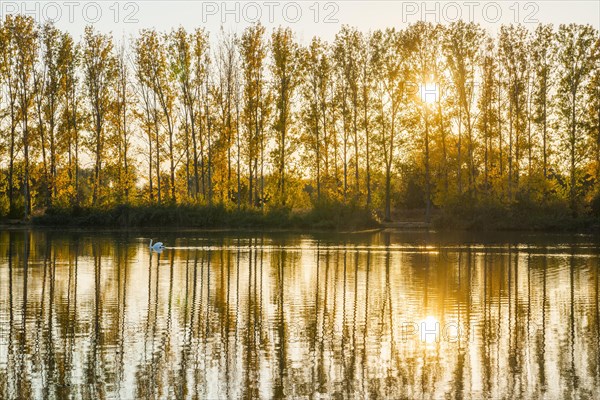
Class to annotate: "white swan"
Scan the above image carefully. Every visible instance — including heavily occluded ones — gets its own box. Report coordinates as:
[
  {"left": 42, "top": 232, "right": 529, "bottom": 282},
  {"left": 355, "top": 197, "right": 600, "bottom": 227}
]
[{"left": 149, "top": 239, "right": 165, "bottom": 251}]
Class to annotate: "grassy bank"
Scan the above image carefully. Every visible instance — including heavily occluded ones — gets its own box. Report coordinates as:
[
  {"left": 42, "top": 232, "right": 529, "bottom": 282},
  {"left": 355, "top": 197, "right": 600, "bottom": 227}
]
[
  {"left": 29, "top": 202, "right": 379, "bottom": 231},
  {"left": 433, "top": 196, "right": 600, "bottom": 231},
  {"left": 8, "top": 198, "right": 600, "bottom": 232}
]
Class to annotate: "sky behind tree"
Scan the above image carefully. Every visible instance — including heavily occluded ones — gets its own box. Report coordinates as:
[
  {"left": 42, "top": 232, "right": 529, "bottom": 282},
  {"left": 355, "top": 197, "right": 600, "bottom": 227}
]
[{"left": 1, "top": 1, "right": 598, "bottom": 43}]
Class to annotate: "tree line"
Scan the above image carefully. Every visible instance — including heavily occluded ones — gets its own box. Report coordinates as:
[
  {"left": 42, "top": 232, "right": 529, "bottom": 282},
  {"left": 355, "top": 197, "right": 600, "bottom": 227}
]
[{"left": 0, "top": 16, "right": 599, "bottom": 222}]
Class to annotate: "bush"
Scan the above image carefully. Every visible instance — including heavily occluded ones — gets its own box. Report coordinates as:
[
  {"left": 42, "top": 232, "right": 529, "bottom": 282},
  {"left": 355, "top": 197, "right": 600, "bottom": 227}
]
[
  {"left": 434, "top": 192, "right": 592, "bottom": 231},
  {"left": 590, "top": 190, "right": 600, "bottom": 218},
  {"left": 303, "top": 199, "right": 379, "bottom": 230},
  {"left": 33, "top": 202, "right": 378, "bottom": 231}
]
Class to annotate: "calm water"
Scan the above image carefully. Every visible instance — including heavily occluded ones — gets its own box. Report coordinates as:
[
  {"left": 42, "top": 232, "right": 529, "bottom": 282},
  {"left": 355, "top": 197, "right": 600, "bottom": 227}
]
[{"left": 0, "top": 229, "right": 599, "bottom": 399}]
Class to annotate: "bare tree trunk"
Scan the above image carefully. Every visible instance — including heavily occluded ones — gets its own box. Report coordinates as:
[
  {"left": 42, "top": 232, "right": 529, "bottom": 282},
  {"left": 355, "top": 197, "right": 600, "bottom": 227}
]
[
  {"left": 154, "top": 106, "right": 161, "bottom": 205},
  {"left": 147, "top": 127, "right": 153, "bottom": 202},
  {"left": 353, "top": 101, "right": 359, "bottom": 199},
  {"left": 206, "top": 103, "right": 213, "bottom": 205},
  {"left": 542, "top": 79, "right": 548, "bottom": 180},
  {"left": 570, "top": 92, "right": 577, "bottom": 214},
  {"left": 236, "top": 99, "right": 241, "bottom": 210},
  {"left": 438, "top": 102, "right": 448, "bottom": 196},
  {"left": 23, "top": 111, "right": 31, "bottom": 218},
  {"left": 424, "top": 107, "right": 431, "bottom": 223},
  {"left": 92, "top": 116, "right": 102, "bottom": 207},
  {"left": 8, "top": 114, "right": 16, "bottom": 216},
  {"left": 364, "top": 95, "right": 371, "bottom": 206},
  {"left": 385, "top": 165, "right": 392, "bottom": 222},
  {"left": 457, "top": 109, "right": 462, "bottom": 195},
  {"left": 508, "top": 90, "right": 513, "bottom": 199}
]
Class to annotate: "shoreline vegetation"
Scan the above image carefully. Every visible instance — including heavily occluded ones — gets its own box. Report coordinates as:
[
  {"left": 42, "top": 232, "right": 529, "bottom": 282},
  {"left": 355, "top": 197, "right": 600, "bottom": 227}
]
[
  {"left": 28, "top": 203, "right": 380, "bottom": 231},
  {"left": 3, "top": 202, "right": 596, "bottom": 232},
  {"left": 0, "top": 17, "right": 599, "bottom": 233}
]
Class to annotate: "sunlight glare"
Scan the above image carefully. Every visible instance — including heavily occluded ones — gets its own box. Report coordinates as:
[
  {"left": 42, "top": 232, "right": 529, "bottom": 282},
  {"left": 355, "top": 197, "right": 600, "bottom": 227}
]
[
  {"left": 420, "top": 82, "right": 440, "bottom": 105},
  {"left": 420, "top": 315, "right": 440, "bottom": 343}
]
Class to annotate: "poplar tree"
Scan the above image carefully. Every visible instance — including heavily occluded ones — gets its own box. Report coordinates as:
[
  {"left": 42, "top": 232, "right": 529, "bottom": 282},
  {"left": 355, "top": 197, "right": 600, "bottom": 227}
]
[
  {"left": 409, "top": 21, "right": 438, "bottom": 221},
  {"left": 371, "top": 28, "right": 411, "bottom": 221},
  {"left": 477, "top": 38, "right": 499, "bottom": 193},
  {"left": 214, "top": 30, "right": 239, "bottom": 204},
  {"left": 530, "top": 24, "right": 555, "bottom": 182},
  {"left": 444, "top": 21, "right": 485, "bottom": 196},
  {"left": 34, "top": 23, "right": 61, "bottom": 206},
  {"left": 111, "top": 43, "right": 134, "bottom": 202},
  {"left": 499, "top": 25, "right": 529, "bottom": 197},
  {"left": 0, "top": 18, "right": 20, "bottom": 216},
  {"left": 270, "top": 27, "right": 300, "bottom": 205},
  {"left": 57, "top": 31, "right": 81, "bottom": 206},
  {"left": 11, "top": 15, "right": 38, "bottom": 217},
  {"left": 300, "top": 37, "right": 332, "bottom": 202},
  {"left": 240, "top": 24, "right": 270, "bottom": 207},
  {"left": 82, "top": 26, "right": 116, "bottom": 206},
  {"left": 555, "top": 24, "right": 598, "bottom": 213}
]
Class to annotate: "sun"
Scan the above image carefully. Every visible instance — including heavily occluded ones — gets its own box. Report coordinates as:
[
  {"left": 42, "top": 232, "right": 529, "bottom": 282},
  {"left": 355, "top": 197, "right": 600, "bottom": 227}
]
[
  {"left": 419, "top": 315, "right": 440, "bottom": 343},
  {"left": 420, "top": 82, "right": 440, "bottom": 105}
]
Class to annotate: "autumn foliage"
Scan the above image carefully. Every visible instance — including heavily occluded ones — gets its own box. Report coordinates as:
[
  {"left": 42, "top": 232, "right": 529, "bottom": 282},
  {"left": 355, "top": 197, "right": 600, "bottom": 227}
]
[{"left": 1, "top": 17, "right": 599, "bottom": 228}]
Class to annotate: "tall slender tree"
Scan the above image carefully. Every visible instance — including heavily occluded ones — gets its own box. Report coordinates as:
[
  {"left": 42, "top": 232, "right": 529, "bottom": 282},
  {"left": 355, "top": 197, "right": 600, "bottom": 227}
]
[
  {"left": 409, "top": 21, "right": 439, "bottom": 222},
  {"left": 371, "top": 28, "right": 411, "bottom": 221},
  {"left": 300, "top": 37, "right": 332, "bottom": 202},
  {"left": 82, "top": 26, "right": 116, "bottom": 206},
  {"left": 444, "top": 21, "right": 485, "bottom": 196},
  {"left": 10, "top": 15, "right": 38, "bottom": 217},
  {"left": 499, "top": 25, "right": 529, "bottom": 197},
  {"left": 270, "top": 27, "right": 300, "bottom": 205},
  {"left": 555, "top": 24, "right": 598, "bottom": 213},
  {"left": 57, "top": 31, "right": 81, "bottom": 206},
  {"left": 240, "top": 24, "right": 270, "bottom": 207},
  {"left": 477, "top": 37, "right": 500, "bottom": 193},
  {"left": 531, "top": 24, "right": 555, "bottom": 182},
  {"left": 111, "top": 42, "right": 134, "bottom": 203},
  {"left": 0, "top": 18, "right": 21, "bottom": 216}
]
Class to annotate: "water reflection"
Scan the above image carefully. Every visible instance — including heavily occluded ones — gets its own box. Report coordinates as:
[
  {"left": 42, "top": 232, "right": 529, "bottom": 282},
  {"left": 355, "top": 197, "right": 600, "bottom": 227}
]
[{"left": 0, "top": 230, "right": 599, "bottom": 399}]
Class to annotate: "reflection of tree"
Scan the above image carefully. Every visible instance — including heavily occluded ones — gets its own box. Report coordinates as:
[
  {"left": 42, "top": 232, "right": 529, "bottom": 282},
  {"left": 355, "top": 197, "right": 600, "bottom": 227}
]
[
  {"left": 482, "top": 250, "right": 492, "bottom": 395},
  {"left": 595, "top": 256, "right": 600, "bottom": 389},
  {"left": 135, "top": 247, "right": 162, "bottom": 399},
  {"left": 63, "top": 235, "right": 79, "bottom": 397},
  {"left": 34, "top": 235, "right": 48, "bottom": 380},
  {"left": 382, "top": 247, "right": 400, "bottom": 398},
  {"left": 595, "top": 256, "right": 600, "bottom": 390},
  {"left": 162, "top": 251, "right": 176, "bottom": 397},
  {"left": 2, "top": 232, "right": 600, "bottom": 398},
  {"left": 340, "top": 248, "right": 349, "bottom": 398},
  {"left": 116, "top": 240, "right": 128, "bottom": 395},
  {"left": 83, "top": 240, "right": 104, "bottom": 399},
  {"left": 272, "top": 247, "right": 286, "bottom": 399},
  {"left": 242, "top": 239, "right": 259, "bottom": 399},
  {"left": 43, "top": 237, "right": 57, "bottom": 399},
  {"left": 567, "top": 247, "right": 577, "bottom": 397},
  {"left": 4, "top": 232, "right": 15, "bottom": 399},
  {"left": 317, "top": 247, "right": 330, "bottom": 395},
  {"left": 538, "top": 251, "right": 547, "bottom": 393},
  {"left": 18, "top": 231, "right": 32, "bottom": 398},
  {"left": 361, "top": 250, "right": 370, "bottom": 397}
]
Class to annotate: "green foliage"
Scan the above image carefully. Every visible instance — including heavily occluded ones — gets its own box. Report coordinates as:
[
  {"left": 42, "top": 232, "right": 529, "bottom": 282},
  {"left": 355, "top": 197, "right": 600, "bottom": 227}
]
[
  {"left": 590, "top": 190, "right": 600, "bottom": 218},
  {"left": 299, "top": 199, "right": 379, "bottom": 230},
  {"left": 0, "top": 17, "right": 599, "bottom": 231},
  {"left": 435, "top": 192, "right": 590, "bottom": 231},
  {"left": 33, "top": 203, "right": 378, "bottom": 231}
]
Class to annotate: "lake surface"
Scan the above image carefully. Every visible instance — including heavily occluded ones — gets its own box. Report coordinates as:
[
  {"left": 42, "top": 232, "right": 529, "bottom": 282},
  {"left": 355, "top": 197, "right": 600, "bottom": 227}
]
[{"left": 0, "top": 229, "right": 599, "bottom": 399}]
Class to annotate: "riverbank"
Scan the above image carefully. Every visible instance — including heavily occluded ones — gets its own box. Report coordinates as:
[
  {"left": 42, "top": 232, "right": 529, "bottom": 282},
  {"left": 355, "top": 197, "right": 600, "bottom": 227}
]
[
  {"left": 3, "top": 201, "right": 599, "bottom": 232},
  {"left": 433, "top": 199, "right": 600, "bottom": 232},
  {"left": 25, "top": 203, "right": 379, "bottom": 231}
]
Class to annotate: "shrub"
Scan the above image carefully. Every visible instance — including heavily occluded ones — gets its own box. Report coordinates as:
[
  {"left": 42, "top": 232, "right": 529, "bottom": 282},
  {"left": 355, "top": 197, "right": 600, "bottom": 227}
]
[{"left": 33, "top": 202, "right": 378, "bottom": 231}]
